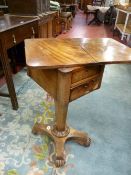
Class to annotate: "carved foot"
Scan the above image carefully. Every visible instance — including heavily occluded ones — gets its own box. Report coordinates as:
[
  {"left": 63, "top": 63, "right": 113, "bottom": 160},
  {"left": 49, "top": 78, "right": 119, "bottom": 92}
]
[
  {"left": 55, "top": 156, "right": 66, "bottom": 167},
  {"left": 67, "top": 128, "right": 91, "bottom": 147},
  {"left": 74, "top": 137, "right": 91, "bottom": 147},
  {"left": 32, "top": 123, "right": 53, "bottom": 138},
  {"left": 55, "top": 138, "right": 66, "bottom": 167},
  {"left": 31, "top": 124, "right": 91, "bottom": 167}
]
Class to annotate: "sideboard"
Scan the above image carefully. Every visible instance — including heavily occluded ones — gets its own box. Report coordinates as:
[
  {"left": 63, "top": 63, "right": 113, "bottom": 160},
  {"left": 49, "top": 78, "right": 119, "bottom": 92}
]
[{"left": 0, "top": 15, "right": 39, "bottom": 109}]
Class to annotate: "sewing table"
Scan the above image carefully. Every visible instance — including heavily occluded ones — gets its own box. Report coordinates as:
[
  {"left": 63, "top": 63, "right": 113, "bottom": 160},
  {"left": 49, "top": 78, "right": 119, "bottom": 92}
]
[{"left": 25, "top": 38, "right": 131, "bottom": 167}]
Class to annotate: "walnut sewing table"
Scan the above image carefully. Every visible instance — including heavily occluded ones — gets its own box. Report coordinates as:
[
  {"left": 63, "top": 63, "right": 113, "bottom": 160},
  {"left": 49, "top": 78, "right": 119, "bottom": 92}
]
[{"left": 25, "top": 38, "right": 131, "bottom": 167}]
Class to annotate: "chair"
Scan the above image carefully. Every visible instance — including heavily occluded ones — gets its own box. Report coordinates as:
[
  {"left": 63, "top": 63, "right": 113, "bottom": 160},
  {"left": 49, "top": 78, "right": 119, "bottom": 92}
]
[
  {"left": 60, "top": 11, "right": 72, "bottom": 33},
  {"left": 60, "top": 3, "right": 77, "bottom": 17},
  {"left": 86, "top": 8, "right": 97, "bottom": 24},
  {"left": 86, "top": 5, "right": 109, "bottom": 25},
  {"left": 86, "top": 5, "right": 101, "bottom": 25}
]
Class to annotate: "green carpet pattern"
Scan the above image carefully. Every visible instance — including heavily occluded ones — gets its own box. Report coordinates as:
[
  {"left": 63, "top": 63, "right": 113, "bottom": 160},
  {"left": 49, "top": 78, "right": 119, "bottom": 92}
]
[{"left": 0, "top": 69, "right": 74, "bottom": 175}]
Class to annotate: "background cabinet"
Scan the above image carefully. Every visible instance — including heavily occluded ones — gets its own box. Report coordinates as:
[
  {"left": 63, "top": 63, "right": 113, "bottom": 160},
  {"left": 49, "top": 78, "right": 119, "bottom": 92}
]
[
  {"left": 7, "top": 0, "right": 50, "bottom": 15},
  {"left": 114, "top": 8, "right": 131, "bottom": 41}
]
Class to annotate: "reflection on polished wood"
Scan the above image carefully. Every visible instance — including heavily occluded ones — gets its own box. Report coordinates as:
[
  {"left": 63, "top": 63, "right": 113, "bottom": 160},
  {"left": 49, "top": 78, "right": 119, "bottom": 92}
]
[
  {"left": 25, "top": 38, "right": 131, "bottom": 167},
  {"left": 25, "top": 38, "right": 131, "bottom": 69}
]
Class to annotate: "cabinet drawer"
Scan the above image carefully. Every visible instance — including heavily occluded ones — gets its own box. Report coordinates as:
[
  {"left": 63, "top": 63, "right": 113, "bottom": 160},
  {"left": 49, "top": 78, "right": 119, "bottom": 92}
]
[
  {"left": 71, "top": 66, "right": 101, "bottom": 84},
  {"left": 3, "top": 22, "right": 38, "bottom": 49},
  {"left": 12, "top": 22, "right": 38, "bottom": 45},
  {"left": 70, "top": 76, "right": 100, "bottom": 101}
]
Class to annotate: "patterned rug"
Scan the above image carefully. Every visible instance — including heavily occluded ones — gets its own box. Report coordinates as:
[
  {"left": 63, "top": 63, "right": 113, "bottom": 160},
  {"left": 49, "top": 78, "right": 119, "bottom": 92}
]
[
  {"left": 0, "top": 65, "right": 131, "bottom": 175},
  {"left": 0, "top": 69, "right": 74, "bottom": 175}
]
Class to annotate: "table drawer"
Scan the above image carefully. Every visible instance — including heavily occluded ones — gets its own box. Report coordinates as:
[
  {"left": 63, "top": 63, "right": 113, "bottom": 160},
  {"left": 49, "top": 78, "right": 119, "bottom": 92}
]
[
  {"left": 70, "top": 76, "right": 100, "bottom": 101},
  {"left": 71, "top": 66, "right": 101, "bottom": 84},
  {"left": 3, "top": 21, "right": 38, "bottom": 49}
]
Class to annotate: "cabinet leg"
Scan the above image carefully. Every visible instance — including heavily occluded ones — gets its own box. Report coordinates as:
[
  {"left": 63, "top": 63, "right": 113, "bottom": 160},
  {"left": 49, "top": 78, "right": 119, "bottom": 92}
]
[{"left": 0, "top": 45, "right": 18, "bottom": 110}]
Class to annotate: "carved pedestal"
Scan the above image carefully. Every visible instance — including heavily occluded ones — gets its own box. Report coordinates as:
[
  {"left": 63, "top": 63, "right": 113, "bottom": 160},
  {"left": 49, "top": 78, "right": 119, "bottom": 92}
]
[
  {"left": 28, "top": 65, "right": 104, "bottom": 167},
  {"left": 32, "top": 123, "right": 91, "bottom": 167}
]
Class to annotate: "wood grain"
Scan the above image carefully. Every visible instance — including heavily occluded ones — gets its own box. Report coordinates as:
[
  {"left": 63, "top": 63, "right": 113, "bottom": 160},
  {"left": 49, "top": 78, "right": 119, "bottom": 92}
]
[
  {"left": 25, "top": 38, "right": 96, "bottom": 69},
  {"left": 25, "top": 38, "right": 131, "bottom": 69},
  {"left": 81, "top": 38, "right": 131, "bottom": 64},
  {"left": 0, "top": 14, "right": 38, "bottom": 33}
]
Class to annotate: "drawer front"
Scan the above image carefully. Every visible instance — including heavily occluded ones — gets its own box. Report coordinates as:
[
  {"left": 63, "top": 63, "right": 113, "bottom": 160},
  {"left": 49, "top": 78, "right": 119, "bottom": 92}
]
[
  {"left": 13, "top": 22, "right": 38, "bottom": 42},
  {"left": 3, "top": 21, "right": 38, "bottom": 49},
  {"left": 70, "top": 76, "right": 100, "bottom": 101},
  {"left": 71, "top": 66, "right": 101, "bottom": 84}
]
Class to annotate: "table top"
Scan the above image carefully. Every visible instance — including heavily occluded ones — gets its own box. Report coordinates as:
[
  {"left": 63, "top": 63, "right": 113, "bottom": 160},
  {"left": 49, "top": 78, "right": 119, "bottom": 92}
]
[
  {"left": 0, "top": 14, "right": 38, "bottom": 33},
  {"left": 25, "top": 38, "right": 131, "bottom": 69}
]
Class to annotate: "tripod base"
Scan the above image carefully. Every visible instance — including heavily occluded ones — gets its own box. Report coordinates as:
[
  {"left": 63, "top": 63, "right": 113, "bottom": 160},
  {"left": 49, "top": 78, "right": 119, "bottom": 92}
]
[{"left": 32, "top": 123, "right": 91, "bottom": 167}]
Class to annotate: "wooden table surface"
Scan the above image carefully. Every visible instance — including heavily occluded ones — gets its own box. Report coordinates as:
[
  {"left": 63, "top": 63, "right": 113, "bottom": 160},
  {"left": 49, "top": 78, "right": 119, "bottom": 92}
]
[
  {"left": 25, "top": 38, "right": 131, "bottom": 69},
  {"left": 0, "top": 14, "right": 38, "bottom": 32}
]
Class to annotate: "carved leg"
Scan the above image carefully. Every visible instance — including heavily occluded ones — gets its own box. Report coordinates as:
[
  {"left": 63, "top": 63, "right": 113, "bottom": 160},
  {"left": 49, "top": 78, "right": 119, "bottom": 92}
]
[
  {"left": 32, "top": 124, "right": 91, "bottom": 167},
  {"left": 31, "top": 70, "right": 91, "bottom": 167},
  {"left": 54, "top": 138, "right": 66, "bottom": 167},
  {"left": 32, "top": 123, "right": 53, "bottom": 139},
  {"left": 67, "top": 128, "right": 91, "bottom": 147},
  {"left": 32, "top": 123, "right": 66, "bottom": 167}
]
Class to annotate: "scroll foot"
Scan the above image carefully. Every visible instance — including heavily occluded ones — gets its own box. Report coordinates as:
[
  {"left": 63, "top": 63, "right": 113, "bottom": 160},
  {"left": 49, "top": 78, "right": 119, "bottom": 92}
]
[
  {"left": 67, "top": 128, "right": 91, "bottom": 147},
  {"left": 31, "top": 123, "right": 91, "bottom": 167},
  {"left": 55, "top": 156, "right": 66, "bottom": 167}
]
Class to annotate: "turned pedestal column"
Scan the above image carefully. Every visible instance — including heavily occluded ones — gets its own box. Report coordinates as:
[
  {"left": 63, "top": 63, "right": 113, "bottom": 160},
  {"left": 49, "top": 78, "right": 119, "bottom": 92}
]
[{"left": 29, "top": 65, "right": 104, "bottom": 167}]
